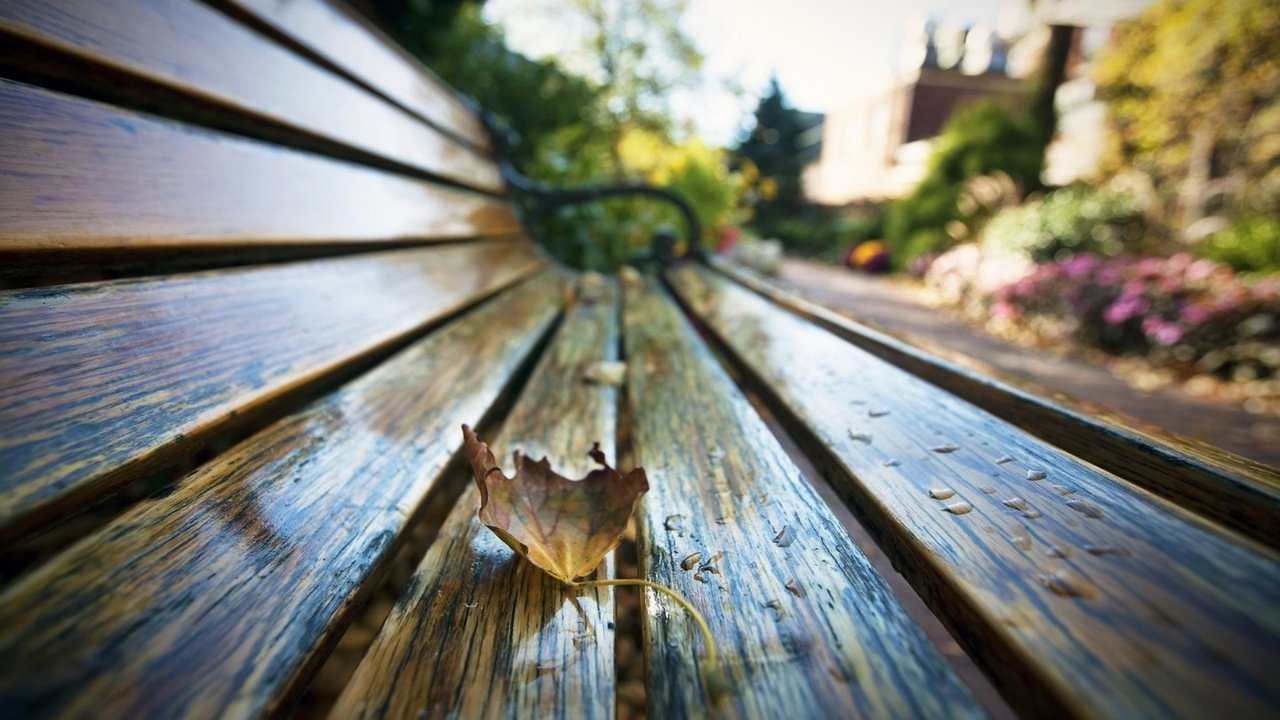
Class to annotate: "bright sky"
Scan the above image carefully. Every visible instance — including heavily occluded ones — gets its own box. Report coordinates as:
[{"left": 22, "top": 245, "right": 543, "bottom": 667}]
[{"left": 485, "top": 0, "right": 1014, "bottom": 146}]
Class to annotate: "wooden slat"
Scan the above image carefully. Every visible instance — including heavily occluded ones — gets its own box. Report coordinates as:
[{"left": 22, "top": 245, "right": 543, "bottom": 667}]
[
  {"left": 0, "top": 273, "right": 562, "bottom": 719},
  {"left": 0, "top": 0, "right": 501, "bottom": 192},
  {"left": 712, "top": 258, "right": 1280, "bottom": 547},
  {"left": 0, "top": 79, "right": 519, "bottom": 252},
  {"left": 0, "top": 240, "right": 543, "bottom": 540},
  {"left": 216, "top": 0, "right": 488, "bottom": 150},
  {"left": 668, "top": 265, "right": 1280, "bottom": 719},
  {"left": 621, "top": 275, "right": 985, "bottom": 719},
  {"left": 333, "top": 281, "right": 620, "bottom": 719}
]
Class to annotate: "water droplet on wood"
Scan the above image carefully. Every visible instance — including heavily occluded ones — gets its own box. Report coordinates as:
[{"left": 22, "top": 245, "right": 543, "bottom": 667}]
[
  {"left": 1002, "top": 497, "right": 1028, "bottom": 510},
  {"left": 785, "top": 579, "right": 806, "bottom": 598},
  {"left": 664, "top": 514, "right": 685, "bottom": 532},
  {"left": 847, "top": 430, "right": 872, "bottom": 443},
  {"left": 1085, "top": 545, "right": 1130, "bottom": 557},
  {"left": 680, "top": 552, "right": 703, "bottom": 571},
  {"left": 883, "top": 459, "right": 901, "bottom": 467},
  {"left": 1039, "top": 571, "right": 1097, "bottom": 599},
  {"left": 1022, "top": 510, "right": 1043, "bottom": 519},
  {"left": 774, "top": 526, "right": 795, "bottom": 547},
  {"left": 1045, "top": 545, "right": 1070, "bottom": 559},
  {"left": 1025, "top": 470, "right": 1047, "bottom": 481},
  {"left": 928, "top": 488, "right": 956, "bottom": 500},
  {"left": 941, "top": 502, "right": 973, "bottom": 515},
  {"left": 1066, "top": 499, "right": 1104, "bottom": 519},
  {"left": 1051, "top": 484, "right": 1076, "bottom": 496},
  {"left": 868, "top": 409, "right": 891, "bottom": 417},
  {"left": 931, "top": 443, "right": 961, "bottom": 454},
  {"left": 980, "top": 486, "right": 996, "bottom": 494},
  {"left": 1010, "top": 525, "right": 1032, "bottom": 550},
  {"left": 995, "top": 456, "right": 1013, "bottom": 464}
]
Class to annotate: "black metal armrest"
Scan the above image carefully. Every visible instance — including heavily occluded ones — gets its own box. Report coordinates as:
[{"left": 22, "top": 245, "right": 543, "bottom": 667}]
[{"left": 477, "top": 109, "right": 702, "bottom": 266}]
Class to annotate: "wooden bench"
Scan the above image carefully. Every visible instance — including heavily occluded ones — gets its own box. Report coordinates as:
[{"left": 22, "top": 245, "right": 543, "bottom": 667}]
[{"left": 1, "top": 1, "right": 1278, "bottom": 718}]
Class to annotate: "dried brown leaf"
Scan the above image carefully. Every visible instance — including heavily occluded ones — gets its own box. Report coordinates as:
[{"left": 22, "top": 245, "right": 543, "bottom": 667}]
[{"left": 462, "top": 425, "right": 648, "bottom": 584}]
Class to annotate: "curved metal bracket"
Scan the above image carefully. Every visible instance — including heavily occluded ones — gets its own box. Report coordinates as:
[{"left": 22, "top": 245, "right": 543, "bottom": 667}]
[{"left": 477, "top": 109, "right": 701, "bottom": 265}]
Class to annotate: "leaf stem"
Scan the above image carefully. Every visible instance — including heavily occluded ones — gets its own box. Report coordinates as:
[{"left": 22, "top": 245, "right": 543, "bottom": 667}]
[{"left": 570, "top": 577, "right": 720, "bottom": 679}]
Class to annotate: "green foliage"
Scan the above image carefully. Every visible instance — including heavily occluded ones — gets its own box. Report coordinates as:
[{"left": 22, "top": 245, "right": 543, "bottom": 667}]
[
  {"left": 529, "top": 127, "right": 746, "bottom": 271},
  {"left": 982, "top": 184, "right": 1146, "bottom": 262},
  {"left": 1196, "top": 216, "right": 1280, "bottom": 274},
  {"left": 1096, "top": 0, "right": 1280, "bottom": 221},
  {"left": 884, "top": 103, "right": 1042, "bottom": 268},
  {"left": 371, "top": 0, "right": 743, "bottom": 271},
  {"left": 420, "top": 7, "right": 605, "bottom": 167}
]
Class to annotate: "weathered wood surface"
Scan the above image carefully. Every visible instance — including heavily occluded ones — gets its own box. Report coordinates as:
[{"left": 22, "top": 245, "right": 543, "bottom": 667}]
[
  {"left": 0, "top": 0, "right": 501, "bottom": 191},
  {"left": 669, "top": 264, "right": 1280, "bottom": 719},
  {"left": 712, "top": 258, "right": 1280, "bottom": 548},
  {"left": 622, "top": 275, "right": 984, "bottom": 719},
  {"left": 217, "top": 0, "right": 488, "bottom": 149},
  {"left": 0, "top": 80, "right": 519, "bottom": 252},
  {"left": 334, "top": 281, "right": 620, "bottom": 720},
  {"left": 0, "top": 274, "right": 562, "bottom": 720},
  {"left": 0, "top": 241, "right": 542, "bottom": 540}
]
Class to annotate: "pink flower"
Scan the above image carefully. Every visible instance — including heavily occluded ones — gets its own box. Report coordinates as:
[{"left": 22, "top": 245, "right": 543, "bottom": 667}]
[
  {"left": 1179, "top": 303, "right": 1212, "bottom": 325},
  {"left": 1154, "top": 324, "right": 1183, "bottom": 346},
  {"left": 991, "top": 301, "right": 1018, "bottom": 319},
  {"left": 1105, "top": 295, "right": 1148, "bottom": 325}
]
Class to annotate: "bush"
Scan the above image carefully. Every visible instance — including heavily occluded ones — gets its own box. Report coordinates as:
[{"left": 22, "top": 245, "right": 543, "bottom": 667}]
[
  {"left": 884, "top": 103, "right": 1042, "bottom": 268},
  {"left": 1195, "top": 216, "right": 1280, "bottom": 274},
  {"left": 981, "top": 183, "right": 1146, "bottom": 262},
  {"left": 992, "top": 253, "right": 1280, "bottom": 379}
]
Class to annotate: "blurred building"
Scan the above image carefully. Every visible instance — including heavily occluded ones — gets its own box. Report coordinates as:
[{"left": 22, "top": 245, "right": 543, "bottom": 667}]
[{"left": 803, "top": 0, "right": 1156, "bottom": 207}]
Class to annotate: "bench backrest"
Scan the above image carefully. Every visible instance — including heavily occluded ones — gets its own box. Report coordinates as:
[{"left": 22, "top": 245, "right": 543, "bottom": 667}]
[{"left": 0, "top": 0, "right": 541, "bottom": 540}]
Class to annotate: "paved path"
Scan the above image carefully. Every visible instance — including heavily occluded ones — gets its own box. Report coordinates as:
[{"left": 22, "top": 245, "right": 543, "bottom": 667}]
[{"left": 772, "top": 258, "right": 1280, "bottom": 469}]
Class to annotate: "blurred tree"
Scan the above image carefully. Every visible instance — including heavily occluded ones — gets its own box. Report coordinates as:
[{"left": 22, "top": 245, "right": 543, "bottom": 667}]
[
  {"left": 1096, "top": 0, "right": 1280, "bottom": 232},
  {"left": 513, "top": 0, "right": 703, "bottom": 174},
  {"left": 735, "top": 79, "right": 818, "bottom": 236}
]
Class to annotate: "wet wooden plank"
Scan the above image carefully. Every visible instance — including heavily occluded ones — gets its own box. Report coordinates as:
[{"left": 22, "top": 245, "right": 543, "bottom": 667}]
[
  {"left": 0, "top": 240, "right": 543, "bottom": 540},
  {"left": 0, "top": 273, "right": 562, "bottom": 720},
  {"left": 333, "top": 281, "right": 620, "bottom": 720},
  {"left": 0, "top": 80, "right": 519, "bottom": 252},
  {"left": 0, "top": 0, "right": 501, "bottom": 191},
  {"left": 621, "top": 274, "right": 984, "bottom": 719},
  {"left": 711, "top": 257, "right": 1280, "bottom": 547},
  {"left": 217, "top": 0, "right": 488, "bottom": 149},
  {"left": 668, "top": 264, "right": 1280, "bottom": 720}
]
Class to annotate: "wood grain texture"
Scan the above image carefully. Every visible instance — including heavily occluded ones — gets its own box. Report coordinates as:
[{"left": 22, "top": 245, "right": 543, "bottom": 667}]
[
  {"left": 0, "top": 273, "right": 562, "bottom": 720},
  {"left": 333, "top": 280, "right": 620, "bottom": 720},
  {"left": 710, "top": 258, "right": 1280, "bottom": 547},
  {"left": 0, "top": 0, "right": 501, "bottom": 191},
  {"left": 622, "top": 274, "right": 985, "bottom": 719},
  {"left": 668, "top": 264, "right": 1280, "bottom": 720},
  {"left": 216, "top": 0, "right": 488, "bottom": 149},
  {"left": 0, "top": 80, "right": 519, "bottom": 252},
  {"left": 0, "top": 240, "right": 543, "bottom": 540}
]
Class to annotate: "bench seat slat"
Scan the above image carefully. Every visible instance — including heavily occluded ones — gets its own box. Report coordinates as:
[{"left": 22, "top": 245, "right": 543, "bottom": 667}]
[
  {"left": 334, "top": 283, "right": 621, "bottom": 720},
  {"left": 622, "top": 276, "right": 985, "bottom": 719},
  {"left": 219, "top": 0, "right": 488, "bottom": 149},
  {"left": 711, "top": 258, "right": 1280, "bottom": 547},
  {"left": 668, "top": 265, "right": 1280, "bottom": 719},
  {"left": 0, "top": 80, "right": 520, "bottom": 252},
  {"left": 0, "top": 273, "right": 562, "bottom": 720},
  {"left": 0, "top": 0, "right": 501, "bottom": 191},
  {"left": 0, "top": 240, "right": 543, "bottom": 539}
]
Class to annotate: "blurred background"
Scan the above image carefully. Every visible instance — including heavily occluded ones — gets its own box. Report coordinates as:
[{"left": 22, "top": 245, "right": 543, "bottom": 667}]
[{"left": 350, "top": 0, "right": 1278, "bottom": 464}]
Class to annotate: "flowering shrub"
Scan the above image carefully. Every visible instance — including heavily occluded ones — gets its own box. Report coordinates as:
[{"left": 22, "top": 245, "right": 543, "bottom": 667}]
[
  {"left": 981, "top": 184, "right": 1146, "bottom": 263},
  {"left": 992, "top": 253, "right": 1280, "bottom": 379}
]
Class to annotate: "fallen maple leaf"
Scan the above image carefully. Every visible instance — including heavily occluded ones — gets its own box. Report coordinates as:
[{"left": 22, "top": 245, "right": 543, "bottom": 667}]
[{"left": 462, "top": 425, "right": 649, "bottom": 584}]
